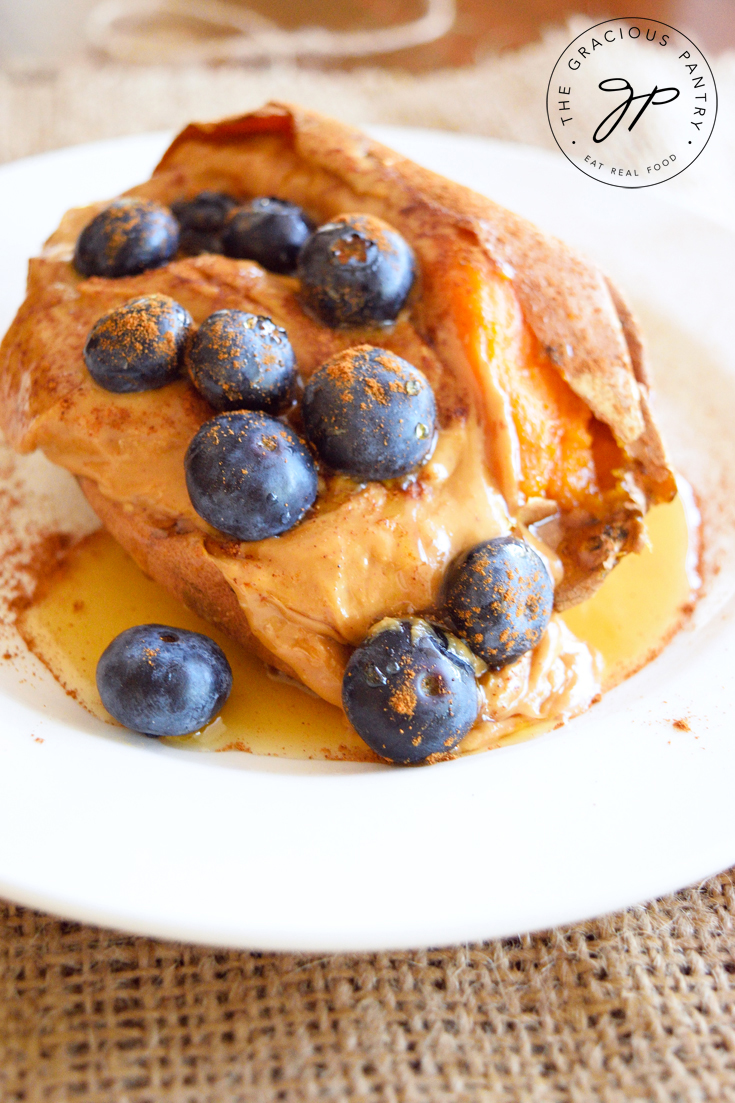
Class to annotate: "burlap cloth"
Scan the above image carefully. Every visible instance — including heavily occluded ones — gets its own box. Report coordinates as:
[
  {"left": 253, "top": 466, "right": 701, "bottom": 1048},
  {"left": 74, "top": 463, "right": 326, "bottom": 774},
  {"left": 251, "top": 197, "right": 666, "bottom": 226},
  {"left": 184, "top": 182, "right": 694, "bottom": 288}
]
[{"left": 2, "top": 23, "right": 735, "bottom": 1101}]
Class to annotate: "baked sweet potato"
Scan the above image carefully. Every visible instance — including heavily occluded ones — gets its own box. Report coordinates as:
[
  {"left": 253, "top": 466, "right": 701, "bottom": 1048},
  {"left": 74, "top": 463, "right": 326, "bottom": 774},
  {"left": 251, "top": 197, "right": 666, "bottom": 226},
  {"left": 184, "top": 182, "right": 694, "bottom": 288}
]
[{"left": 0, "top": 103, "right": 675, "bottom": 708}]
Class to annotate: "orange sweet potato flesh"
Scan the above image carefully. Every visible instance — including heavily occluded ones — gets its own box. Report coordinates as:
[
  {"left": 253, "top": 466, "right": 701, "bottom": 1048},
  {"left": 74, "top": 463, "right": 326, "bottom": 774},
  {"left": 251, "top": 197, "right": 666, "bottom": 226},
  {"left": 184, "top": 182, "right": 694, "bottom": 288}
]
[
  {"left": 447, "top": 263, "right": 626, "bottom": 514},
  {"left": 0, "top": 103, "right": 676, "bottom": 703},
  {"left": 153, "top": 103, "right": 674, "bottom": 504}
]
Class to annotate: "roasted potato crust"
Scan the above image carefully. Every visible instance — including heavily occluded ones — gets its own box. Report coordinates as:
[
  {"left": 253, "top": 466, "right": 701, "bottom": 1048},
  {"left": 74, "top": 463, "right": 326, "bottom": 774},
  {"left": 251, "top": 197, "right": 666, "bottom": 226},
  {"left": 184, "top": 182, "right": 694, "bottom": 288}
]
[{"left": 0, "top": 103, "right": 676, "bottom": 701}]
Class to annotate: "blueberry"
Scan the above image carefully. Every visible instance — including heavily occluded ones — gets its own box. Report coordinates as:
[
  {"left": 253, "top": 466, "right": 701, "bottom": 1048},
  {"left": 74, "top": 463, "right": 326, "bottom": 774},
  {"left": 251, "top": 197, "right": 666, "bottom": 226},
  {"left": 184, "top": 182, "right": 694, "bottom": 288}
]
[
  {"left": 186, "top": 310, "right": 295, "bottom": 414},
  {"left": 83, "top": 294, "right": 193, "bottom": 393},
  {"left": 444, "top": 536, "right": 554, "bottom": 669},
  {"left": 302, "top": 345, "right": 436, "bottom": 481},
  {"left": 222, "top": 197, "right": 313, "bottom": 274},
  {"left": 297, "top": 213, "right": 414, "bottom": 328},
  {"left": 171, "top": 190, "right": 237, "bottom": 255},
  {"left": 74, "top": 198, "right": 179, "bottom": 278},
  {"left": 185, "top": 411, "right": 317, "bottom": 542},
  {"left": 342, "top": 618, "right": 479, "bottom": 764},
  {"left": 96, "top": 623, "right": 232, "bottom": 736}
]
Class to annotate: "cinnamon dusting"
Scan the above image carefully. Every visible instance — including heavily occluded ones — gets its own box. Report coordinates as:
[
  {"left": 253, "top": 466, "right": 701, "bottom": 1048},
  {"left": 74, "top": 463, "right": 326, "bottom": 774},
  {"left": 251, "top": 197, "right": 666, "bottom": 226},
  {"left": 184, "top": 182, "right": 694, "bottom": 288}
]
[{"left": 390, "top": 682, "right": 417, "bottom": 717}]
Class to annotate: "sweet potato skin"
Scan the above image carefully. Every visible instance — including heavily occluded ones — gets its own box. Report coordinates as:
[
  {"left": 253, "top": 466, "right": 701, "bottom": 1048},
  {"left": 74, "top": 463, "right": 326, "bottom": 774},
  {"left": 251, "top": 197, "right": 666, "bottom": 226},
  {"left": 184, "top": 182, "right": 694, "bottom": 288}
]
[
  {"left": 80, "top": 477, "right": 301, "bottom": 678},
  {"left": 152, "top": 102, "right": 675, "bottom": 508},
  {"left": 0, "top": 103, "right": 676, "bottom": 696}
]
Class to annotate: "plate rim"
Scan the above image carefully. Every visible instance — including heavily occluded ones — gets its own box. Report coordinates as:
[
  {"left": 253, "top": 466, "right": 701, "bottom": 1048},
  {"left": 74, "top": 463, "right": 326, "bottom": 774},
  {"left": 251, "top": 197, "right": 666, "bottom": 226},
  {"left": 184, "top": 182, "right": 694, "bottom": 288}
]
[{"left": 0, "top": 126, "right": 733, "bottom": 952}]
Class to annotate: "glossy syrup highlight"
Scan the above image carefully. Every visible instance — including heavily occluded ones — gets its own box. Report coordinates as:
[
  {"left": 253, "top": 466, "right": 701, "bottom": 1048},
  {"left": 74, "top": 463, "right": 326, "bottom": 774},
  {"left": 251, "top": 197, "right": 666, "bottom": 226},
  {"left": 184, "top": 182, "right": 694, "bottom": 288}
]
[{"left": 17, "top": 491, "right": 697, "bottom": 760}]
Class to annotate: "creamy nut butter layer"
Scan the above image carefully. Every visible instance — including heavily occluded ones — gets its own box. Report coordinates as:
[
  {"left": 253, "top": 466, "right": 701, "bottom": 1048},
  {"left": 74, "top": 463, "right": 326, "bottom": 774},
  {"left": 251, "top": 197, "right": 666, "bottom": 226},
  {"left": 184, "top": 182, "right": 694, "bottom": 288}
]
[{"left": 0, "top": 103, "right": 675, "bottom": 730}]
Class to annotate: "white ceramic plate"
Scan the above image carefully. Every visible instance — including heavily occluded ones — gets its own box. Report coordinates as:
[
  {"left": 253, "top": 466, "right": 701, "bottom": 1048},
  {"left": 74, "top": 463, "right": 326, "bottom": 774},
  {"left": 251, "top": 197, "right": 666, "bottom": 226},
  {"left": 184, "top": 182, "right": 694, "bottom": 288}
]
[{"left": 0, "top": 128, "right": 733, "bottom": 952}]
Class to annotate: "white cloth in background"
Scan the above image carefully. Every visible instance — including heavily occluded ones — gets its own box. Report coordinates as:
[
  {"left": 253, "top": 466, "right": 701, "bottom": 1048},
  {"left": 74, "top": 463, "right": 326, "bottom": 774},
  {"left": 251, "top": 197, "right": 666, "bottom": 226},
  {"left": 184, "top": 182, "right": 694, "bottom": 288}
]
[{"left": 0, "top": 18, "right": 732, "bottom": 226}]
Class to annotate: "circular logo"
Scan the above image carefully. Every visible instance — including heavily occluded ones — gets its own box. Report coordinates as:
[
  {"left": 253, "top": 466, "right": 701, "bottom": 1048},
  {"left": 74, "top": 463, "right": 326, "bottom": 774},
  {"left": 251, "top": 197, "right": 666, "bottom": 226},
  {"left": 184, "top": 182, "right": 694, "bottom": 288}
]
[{"left": 546, "top": 18, "right": 717, "bottom": 187}]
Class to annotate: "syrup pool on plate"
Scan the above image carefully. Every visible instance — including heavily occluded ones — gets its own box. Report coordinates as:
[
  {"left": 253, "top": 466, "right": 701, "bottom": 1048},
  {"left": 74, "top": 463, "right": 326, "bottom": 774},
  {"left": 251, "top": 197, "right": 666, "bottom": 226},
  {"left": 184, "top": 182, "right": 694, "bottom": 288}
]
[{"left": 17, "top": 488, "right": 699, "bottom": 761}]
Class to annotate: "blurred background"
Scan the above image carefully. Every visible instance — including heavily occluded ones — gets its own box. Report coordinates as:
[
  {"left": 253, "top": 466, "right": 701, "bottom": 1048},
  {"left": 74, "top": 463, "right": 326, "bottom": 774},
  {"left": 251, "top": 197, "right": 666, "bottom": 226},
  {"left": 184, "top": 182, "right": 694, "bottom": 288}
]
[
  {"left": 0, "top": 0, "right": 733, "bottom": 69},
  {"left": 0, "top": 1, "right": 732, "bottom": 222},
  {"left": 1, "top": 4, "right": 735, "bottom": 1100}
]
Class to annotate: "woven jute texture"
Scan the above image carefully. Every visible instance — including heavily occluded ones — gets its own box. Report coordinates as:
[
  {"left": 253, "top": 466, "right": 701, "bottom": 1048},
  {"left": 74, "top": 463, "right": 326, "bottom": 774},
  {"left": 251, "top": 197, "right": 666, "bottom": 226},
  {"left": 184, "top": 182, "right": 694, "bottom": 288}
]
[
  {"left": 3, "top": 23, "right": 735, "bottom": 1102},
  {"left": 1, "top": 21, "right": 734, "bottom": 225},
  {"left": 3, "top": 873, "right": 735, "bottom": 1103}
]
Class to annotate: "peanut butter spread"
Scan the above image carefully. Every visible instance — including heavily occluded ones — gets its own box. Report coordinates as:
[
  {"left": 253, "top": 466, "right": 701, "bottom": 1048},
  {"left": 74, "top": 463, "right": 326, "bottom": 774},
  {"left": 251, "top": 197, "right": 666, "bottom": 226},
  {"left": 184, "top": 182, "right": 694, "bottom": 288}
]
[{"left": 0, "top": 103, "right": 677, "bottom": 735}]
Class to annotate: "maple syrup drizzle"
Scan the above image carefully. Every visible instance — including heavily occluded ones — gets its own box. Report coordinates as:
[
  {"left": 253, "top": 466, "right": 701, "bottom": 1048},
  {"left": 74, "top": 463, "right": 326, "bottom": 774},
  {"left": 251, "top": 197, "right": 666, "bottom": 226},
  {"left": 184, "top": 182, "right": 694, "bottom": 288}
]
[{"left": 17, "top": 488, "right": 698, "bottom": 760}]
